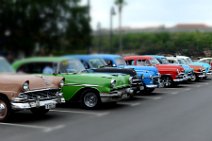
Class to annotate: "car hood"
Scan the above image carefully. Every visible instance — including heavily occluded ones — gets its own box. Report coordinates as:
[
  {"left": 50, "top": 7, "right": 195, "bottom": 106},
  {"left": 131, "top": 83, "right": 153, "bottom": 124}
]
[
  {"left": 181, "top": 64, "right": 194, "bottom": 73},
  {"left": 124, "top": 65, "right": 159, "bottom": 75},
  {"left": 189, "top": 65, "right": 204, "bottom": 72},
  {"left": 156, "top": 64, "right": 184, "bottom": 72},
  {"left": 61, "top": 72, "right": 130, "bottom": 90},
  {"left": 191, "top": 62, "right": 211, "bottom": 72},
  {"left": 0, "top": 73, "right": 63, "bottom": 98}
]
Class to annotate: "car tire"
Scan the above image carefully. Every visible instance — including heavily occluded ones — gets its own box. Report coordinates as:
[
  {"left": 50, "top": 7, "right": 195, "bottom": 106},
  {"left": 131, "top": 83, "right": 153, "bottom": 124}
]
[
  {"left": 81, "top": 90, "right": 101, "bottom": 109},
  {"left": 30, "top": 107, "right": 49, "bottom": 116},
  {"left": 0, "top": 96, "right": 11, "bottom": 122},
  {"left": 190, "top": 74, "right": 197, "bottom": 82},
  {"left": 162, "top": 76, "right": 173, "bottom": 87}
]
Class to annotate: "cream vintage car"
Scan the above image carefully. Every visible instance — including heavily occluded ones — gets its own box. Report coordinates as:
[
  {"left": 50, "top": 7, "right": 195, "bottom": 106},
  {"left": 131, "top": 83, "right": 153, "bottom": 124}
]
[{"left": 0, "top": 57, "right": 65, "bottom": 122}]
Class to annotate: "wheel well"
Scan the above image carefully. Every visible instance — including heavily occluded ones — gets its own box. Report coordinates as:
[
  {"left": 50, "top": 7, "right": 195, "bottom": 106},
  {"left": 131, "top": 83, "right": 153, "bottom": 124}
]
[
  {"left": 0, "top": 93, "right": 10, "bottom": 102},
  {"left": 161, "top": 75, "right": 172, "bottom": 79},
  {"left": 71, "top": 87, "right": 100, "bottom": 102}
]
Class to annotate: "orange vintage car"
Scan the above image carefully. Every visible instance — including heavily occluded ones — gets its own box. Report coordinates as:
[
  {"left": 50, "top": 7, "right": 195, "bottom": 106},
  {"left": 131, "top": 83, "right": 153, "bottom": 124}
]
[{"left": 0, "top": 57, "right": 65, "bottom": 122}]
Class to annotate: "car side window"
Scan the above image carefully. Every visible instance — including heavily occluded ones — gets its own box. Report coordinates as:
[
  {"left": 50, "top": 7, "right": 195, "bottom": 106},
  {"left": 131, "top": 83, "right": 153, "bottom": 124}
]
[
  {"left": 168, "top": 60, "right": 174, "bottom": 64},
  {"left": 145, "top": 60, "right": 151, "bottom": 66},
  {"left": 17, "top": 62, "right": 54, "bottom": 74},
  {"left": 81, "top": 60, "right": 90, "bottom": 69},
  {"left": 104, "top": 59, "right": 113, "bottom": 67},
  {"left": 201, "top": 59, "right": 209, "bottom": 63},
  {"left": 125, "top": 60, "right": 134, "bottom": 65},
  {"left": 137, "top": 60, "right": 145, "bottom": 66}
]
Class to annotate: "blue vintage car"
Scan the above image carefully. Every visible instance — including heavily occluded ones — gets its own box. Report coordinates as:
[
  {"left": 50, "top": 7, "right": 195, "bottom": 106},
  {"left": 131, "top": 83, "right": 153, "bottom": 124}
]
[
  {"left": 90, "top": 54, "right": 161, "bottom": 93},
  {"left": 176, "top": 56, "right": 211, "bottom": 76},
  {"left": 151, "top": 55, "right": 195, "bottom": 81}
]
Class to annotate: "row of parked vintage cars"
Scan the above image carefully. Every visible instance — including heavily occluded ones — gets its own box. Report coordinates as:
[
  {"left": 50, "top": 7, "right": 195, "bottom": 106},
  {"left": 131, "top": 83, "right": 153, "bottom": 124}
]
[{"left": 0, "top": 54, "right": 211, "bottom": 122}]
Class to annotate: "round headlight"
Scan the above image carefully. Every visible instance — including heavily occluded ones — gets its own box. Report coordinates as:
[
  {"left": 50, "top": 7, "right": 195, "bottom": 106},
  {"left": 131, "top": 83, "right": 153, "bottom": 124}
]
[
  {"left": 129, "top": 77, "right": 133, "bottom": 84},
  {"left": 59, "top": 80, "right": 65, "bottom": 87},
  {"left": 110, "top": 79, "right": 116, "bottom": 88},
  {"left": 141, "top": 74, "right": 144, "bottom": 80},
  {"left": 176, "top": 69, "right": 180, "bottom": 74},
  {"left": 22, "top": 82, "right": 29, "bottom": 91},
  {"left": 157, "top": 73, "right": 161, "bottom": 77}
]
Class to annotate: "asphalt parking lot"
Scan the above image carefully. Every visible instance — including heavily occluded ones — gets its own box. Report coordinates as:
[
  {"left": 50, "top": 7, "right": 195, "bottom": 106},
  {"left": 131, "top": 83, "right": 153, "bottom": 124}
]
[{"left": 1, "top": 77, "right": 212, "bottom": 141}]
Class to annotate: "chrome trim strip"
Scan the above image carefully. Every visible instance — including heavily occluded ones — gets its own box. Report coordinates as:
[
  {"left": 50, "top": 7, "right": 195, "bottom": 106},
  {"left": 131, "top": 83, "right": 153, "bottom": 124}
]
[
  {"left": 21, "top": 88, "right": 60, "bottom": 94},
  {"left": 64, "top": 83, "right": 99, "bottom": 87}
]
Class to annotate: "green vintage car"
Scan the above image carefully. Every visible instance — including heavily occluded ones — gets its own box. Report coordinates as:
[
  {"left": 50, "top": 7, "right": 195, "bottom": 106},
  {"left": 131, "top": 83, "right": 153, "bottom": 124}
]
[{"left": 13, "top": 57, "right": 132, "bottom": 109}]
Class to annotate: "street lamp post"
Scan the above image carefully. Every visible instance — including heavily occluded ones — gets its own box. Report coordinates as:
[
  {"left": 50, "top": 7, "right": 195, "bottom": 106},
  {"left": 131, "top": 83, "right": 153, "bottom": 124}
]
[
  {"left": 97, "top": 22, "right": 102, "bottom": 52},
  {"left": 110, "top": 6, "right": 116, "bottom": 53}
]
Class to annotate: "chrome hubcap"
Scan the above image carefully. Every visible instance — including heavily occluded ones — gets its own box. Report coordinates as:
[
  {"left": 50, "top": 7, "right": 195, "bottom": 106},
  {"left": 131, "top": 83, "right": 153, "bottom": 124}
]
[
  {"left": 0, "top": 101, "right": 7, "bottom": 119},
  {"left": 191, "top": 75, "right": 196, "bottom": 81},
  {"left": 84, "top": 93, "right": 98, "bottom": 108},
  {"left": 163, "top": 77, "right": 171, "bottom": 87}
]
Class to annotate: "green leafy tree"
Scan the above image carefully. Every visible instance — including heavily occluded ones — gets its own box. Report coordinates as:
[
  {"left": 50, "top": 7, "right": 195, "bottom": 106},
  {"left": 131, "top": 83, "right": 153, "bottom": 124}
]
[{"left": 0, "top": 0, "right": 92, "bottom": 58}]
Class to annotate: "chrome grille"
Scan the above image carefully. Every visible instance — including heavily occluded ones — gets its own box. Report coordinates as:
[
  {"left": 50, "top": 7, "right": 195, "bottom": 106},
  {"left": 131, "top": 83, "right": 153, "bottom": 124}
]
[{"left": 24, "top": 89, "right": 60, "bottom": 101}]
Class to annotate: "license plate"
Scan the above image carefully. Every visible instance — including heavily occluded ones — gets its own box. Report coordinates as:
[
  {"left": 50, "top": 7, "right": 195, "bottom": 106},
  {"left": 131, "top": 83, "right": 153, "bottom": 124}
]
[{"left": 45, "top": 104, "right": 56, "bottom": 109}]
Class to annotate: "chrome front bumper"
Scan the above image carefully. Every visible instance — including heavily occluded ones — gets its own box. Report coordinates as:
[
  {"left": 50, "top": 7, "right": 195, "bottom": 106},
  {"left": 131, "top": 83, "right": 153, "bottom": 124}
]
[
  {"left": 11, "top": 97, "right": 65, "bottom": 110},
  {"left": 146, "top": 84, "right": 158, "bottom": 88},
  {"left": 173, "top": 73, "right": 185, "bottom": 82},
  {"left": 173, "top": 78, "right": 184, "bottom": 82},
  {"left": 195, "top": 72, "right": 206, "bottom": 78},
  {"left": 100, "top": 89, "right": 128, "bottom": 103}
]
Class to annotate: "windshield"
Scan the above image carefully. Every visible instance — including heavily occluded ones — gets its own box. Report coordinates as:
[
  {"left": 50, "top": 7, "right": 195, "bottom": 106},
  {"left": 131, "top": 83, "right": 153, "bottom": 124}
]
[
  {"left": 59, "top": 59, "right": 85, "bottom": 73},
  {"left": 186, "top": 58, "right": 193, "bottom": 64},
  {"left": 182, "top": 59, "right": 190, "bottom": 65},
  {"left": 0, "top": 58, "right": 15, "bottom": 73},
  {"left": 150, "top": 58, "right": 160, "bottom": 65},
  {"left": 115, "top": 57, "right": 126, "bottom": 66},
  {"left": 160, "top": 58, "right": 169, "bottom": 64},
  {"left": 87, "top": 58, "right": 107, "bottom": 68},
  {"left": 178, "top": 59, "right": 186, "bottom": 64}
]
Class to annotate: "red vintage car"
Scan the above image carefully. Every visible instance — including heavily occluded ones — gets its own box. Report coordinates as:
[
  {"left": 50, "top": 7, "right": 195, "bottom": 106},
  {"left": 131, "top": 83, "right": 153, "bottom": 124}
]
[{"left": 124, "top": 55, "right": 186, "bottom": 87}]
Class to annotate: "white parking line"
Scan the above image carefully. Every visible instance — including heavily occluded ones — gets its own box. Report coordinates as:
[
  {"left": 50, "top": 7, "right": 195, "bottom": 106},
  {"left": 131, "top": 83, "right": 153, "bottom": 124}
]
[
  {"left": 170, "top": 92, "right": 179, "bottom": 95},
  {"left": 119, "top": 102, "right": 141, "bottom": 107},
  {"left": 0, "top": 123, "right": 65, "bottom": 133},
  {"left": 139, "top": 96, "right": 162, "bottom": 100},
  {"left": 184, "top": 88, "right": 191, "bottom": 91},
  {"left": 51, "top": 109, "right": 109, "bottom": 117},
  {"left": 181, "top": 84, "right": 202, "bottom": 88},
  {"left": 201, "top": 82, "right": 209, "bottom": 85},
  {"left": 164, "top": 88, "right": 180, "bottom": 90},
  {"left": 44, "top": 125, "right": 65, "bottom": 132}
]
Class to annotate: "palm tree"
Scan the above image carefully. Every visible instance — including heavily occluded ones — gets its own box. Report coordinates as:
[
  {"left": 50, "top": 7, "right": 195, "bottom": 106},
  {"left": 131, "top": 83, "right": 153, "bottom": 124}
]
[{"left": 115, "top": 0, "right": 126, "bottom": 53}]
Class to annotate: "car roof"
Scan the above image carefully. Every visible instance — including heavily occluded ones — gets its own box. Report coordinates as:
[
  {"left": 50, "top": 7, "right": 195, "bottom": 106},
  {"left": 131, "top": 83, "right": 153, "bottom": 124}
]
[
  {"left": 91, "top": 54, "right": 122, "bottom": 59},
  {"left": 124, "top": 55, "right": 154, "bottom": 60},
  {"left": 176, "top": 56, "right": 189, "bottom": 59},
  {"left": 200, "top": 58, "right": 212, "bottom": 60},
  {"left": 148, "top": 55, "right": 166, "bottom": 59},
  {"left": 12, "top": 57, "right": 71, "bottom": 69},
  {"left": 17, "top": 57, "right": 69, "bottom": 63},
  {"left": 65, "top": 54, "right": 102, "bottom": 60},
  {"left": 166, "top": 56, "right": 177, "bottom": 59}
]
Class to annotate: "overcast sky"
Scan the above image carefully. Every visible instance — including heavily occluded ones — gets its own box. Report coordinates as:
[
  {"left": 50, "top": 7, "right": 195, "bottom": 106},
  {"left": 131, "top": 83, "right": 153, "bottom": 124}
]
[{"left": 81, "top": 0, "right": 212, "bottom": 30}]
